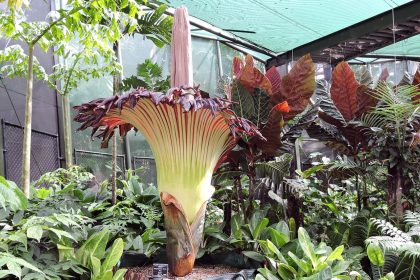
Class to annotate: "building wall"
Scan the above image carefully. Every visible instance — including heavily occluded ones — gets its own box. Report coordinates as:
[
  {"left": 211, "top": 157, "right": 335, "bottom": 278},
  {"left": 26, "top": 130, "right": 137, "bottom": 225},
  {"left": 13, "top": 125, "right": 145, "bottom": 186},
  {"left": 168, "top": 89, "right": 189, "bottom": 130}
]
[{"left": 0, "top": 0, "right": 60, "bottom": 181}]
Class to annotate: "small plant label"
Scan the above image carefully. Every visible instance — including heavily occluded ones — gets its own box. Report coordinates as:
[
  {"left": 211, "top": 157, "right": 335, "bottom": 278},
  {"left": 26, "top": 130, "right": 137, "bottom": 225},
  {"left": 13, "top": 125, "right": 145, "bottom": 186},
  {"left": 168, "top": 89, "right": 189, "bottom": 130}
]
[{"left": 152, "top": 263, "right": 168, "bottom": 277}]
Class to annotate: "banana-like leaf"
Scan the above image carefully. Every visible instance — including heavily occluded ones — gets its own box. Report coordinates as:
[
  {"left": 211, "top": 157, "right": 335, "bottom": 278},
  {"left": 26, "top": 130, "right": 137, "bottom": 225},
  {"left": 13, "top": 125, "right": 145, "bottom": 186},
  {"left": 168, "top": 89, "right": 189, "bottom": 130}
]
[
  {"left": 270, "top": 54, "right": 315, "bottom": 121},
  {"left": 330, "top": 61, "right": 359, "bottom": 121}
]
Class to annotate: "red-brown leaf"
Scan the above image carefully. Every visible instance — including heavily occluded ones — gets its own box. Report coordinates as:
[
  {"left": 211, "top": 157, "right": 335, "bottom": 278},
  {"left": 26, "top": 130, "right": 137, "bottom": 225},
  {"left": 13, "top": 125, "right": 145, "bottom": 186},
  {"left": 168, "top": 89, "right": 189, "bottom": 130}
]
[
  {"left": 266, "top": 66, "right": 282, "bottom": 95},
  {"left": 232, "top": 56, "right": 243, "bottom": 78},
  {"left": 355, "top": 85, "right": 378, "bottom": 118},
  {"left": 254, "top": 109, "right": 284, "bottom": 155},
  {"left": 331, "top": 61, "right": 359, "bottom": 121},
  {"left": 379, "top": 68, "right": 389, "bottom": 82},
  {"left": 271, "top": 54, "right": 315, "bottom": 121},
  {"left": 238, "top": 55, "right": 272, "bottom": 95}
]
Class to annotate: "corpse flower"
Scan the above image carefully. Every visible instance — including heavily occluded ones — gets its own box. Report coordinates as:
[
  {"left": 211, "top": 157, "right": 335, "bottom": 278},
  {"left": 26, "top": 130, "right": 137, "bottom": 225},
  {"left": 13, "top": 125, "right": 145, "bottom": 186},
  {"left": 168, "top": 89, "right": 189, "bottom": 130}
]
[{"left": 73, "top": 86, "right": 263, "bottom": 275}]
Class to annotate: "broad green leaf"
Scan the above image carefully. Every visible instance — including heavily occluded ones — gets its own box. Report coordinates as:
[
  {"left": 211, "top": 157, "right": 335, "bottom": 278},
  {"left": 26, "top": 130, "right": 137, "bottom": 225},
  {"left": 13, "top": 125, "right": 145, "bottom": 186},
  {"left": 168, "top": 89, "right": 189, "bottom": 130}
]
[
  {"left": 252, "top": 218, "right": 269, "bottom": 240},
  {"left": 257, "top": 268, "right": 278, "bottom": 280},
  {"left": 0, "top": 253, "right": 44, "bottom": 275},
  {"left": 367, "top": 243, "right": 384, "bottom": 267},
  {"left": 298, "top": 227, "right": 317, "bottom": 267},
  {"left": 27, "top": 225, "right": 43, "bottom": 242},
  {"left": 0, "top": 177, "right": 28, "bottom": 211},
  {"left": 268, "top": 228, "right": 289, "bottom": 248},
  {"left": 76, "top": 230, "right": 110, "bottom": 266},
  {"left": 278, "top": 263, "right": 297, "bottom": 280},
  {"left": 35, "top": 188, "right": 52, "bottom": 199},
  {"left": 317, "top": 267, "right": 333, "bottom": 280},
  {"left": 91, "top": 255, "right": 101, "bottom": 276},
  {"left": 0, "top": 271, "right": 11, "bottom": 278},
  {"left": 242, "top": 251, "right": 265, "bottom": 262},
  {"left": 231, "top": 214, "right": 242, "bottom": 240},
  {"left": 380, "top": 272, "right": 395, "bottom": 280},
  {"left": 266, "top": 239, "right": 281, "bottom": 259},
  {"left": 113, "top": 269, "right": 127, "bottom": 280},
  {"left": 48, "top": 228, "right": 76, "bottom": 241},
  {"left": 255, "top": 274, "right": 267, "bottom": 280},
  {"left": 326, "top": 245, "right": 344, "bottom": 262},
  {"left": 288, "top": 251, "right": 311, "bottom": 274},
  {"left": 9, "top": 232, "right": 27, "bottom": 249},
  {"left": 6, "top": 261, "right": 21, "bottom": 278},
  {"left": 57, "top": 244, "right": 74, "bottom": 262},
  {"left": 101, "top": 238, "right": 124, "bottom": 273},
  {"left": 331, "top": 261, "right": 351, "bottom": 275}
]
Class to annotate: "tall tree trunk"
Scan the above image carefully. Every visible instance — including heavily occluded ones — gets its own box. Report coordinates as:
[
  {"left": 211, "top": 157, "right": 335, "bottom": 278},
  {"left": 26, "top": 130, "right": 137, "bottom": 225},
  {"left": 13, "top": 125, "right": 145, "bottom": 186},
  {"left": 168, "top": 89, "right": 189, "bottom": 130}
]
[
  {"left": 388, "top": 164, "right": 404, "bottom": 219},
  {"left": 111, "top": 41, "right": 122, "bottom": 205},
  {"left": 21, "top": 45, "right": 34, "bottom": 197},
  {"left": 62, "top": 94, "right": 73, "bottom": 168}
]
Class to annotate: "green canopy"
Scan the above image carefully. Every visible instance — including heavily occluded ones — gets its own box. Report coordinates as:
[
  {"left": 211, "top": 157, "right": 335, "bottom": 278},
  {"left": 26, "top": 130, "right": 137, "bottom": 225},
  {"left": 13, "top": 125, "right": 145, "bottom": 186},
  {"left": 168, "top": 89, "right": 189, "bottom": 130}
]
[
  {"left": 167, "top": 0, "right": 411, "bottom": 54},
  {"left": 370, "top": 34, "right": 420, "bottom": 57}
]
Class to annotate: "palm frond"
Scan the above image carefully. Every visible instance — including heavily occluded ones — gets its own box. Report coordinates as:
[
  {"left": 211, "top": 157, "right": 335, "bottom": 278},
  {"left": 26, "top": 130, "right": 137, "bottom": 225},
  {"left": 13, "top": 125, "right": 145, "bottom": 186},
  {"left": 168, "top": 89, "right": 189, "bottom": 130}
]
[{"left": 136, "top": 4, "right": 172, "bottom": 48}]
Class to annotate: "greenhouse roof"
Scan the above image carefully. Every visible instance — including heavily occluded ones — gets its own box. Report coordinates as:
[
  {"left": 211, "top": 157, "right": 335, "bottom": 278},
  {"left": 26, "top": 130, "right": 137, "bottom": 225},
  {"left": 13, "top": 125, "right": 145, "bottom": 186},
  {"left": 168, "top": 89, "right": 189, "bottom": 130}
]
[
  {"left": 167, "top": 0, "right": 412, "bottom": 54},
  {"left": 370, "top": 34, "right": 420, "bottom": 57}
]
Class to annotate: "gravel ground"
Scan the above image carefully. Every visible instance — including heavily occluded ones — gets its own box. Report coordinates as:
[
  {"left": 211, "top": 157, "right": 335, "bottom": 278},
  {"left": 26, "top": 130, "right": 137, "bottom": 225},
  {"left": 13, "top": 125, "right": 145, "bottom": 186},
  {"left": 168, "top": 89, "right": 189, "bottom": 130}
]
[{"left": 124, "top": 264, "right": 241, "bottom": 280}]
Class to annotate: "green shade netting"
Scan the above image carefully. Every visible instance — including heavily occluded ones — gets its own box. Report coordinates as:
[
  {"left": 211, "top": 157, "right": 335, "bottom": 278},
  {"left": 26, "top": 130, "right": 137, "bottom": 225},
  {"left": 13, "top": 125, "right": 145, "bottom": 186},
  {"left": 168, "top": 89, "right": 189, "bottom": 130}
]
[
  {"left": 370, "top": 34, "right": 420, "bottom": 57},
  {"left": 167, "top": 0, "right": 411, "bottom": 53}
]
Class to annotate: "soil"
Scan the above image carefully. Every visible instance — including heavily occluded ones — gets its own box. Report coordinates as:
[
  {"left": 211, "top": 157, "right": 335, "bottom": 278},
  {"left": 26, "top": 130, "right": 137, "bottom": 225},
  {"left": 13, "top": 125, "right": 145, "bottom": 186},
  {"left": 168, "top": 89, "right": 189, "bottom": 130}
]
[{"left": 124, "top": 264, "right": 242, "bottom": 280}]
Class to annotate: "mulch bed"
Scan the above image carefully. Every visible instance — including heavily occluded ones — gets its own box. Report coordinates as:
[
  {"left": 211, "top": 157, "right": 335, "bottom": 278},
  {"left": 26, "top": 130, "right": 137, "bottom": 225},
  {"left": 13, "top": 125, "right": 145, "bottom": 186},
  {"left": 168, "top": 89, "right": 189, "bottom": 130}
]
[{"left": 124, "top": 264, "right": 241, "bottom": 280}]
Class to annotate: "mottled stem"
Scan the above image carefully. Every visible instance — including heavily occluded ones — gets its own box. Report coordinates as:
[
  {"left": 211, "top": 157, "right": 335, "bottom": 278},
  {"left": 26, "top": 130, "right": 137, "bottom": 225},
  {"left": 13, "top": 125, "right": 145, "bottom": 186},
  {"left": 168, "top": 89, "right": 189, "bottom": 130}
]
[{"left": 160, "top": 192, "right": 206, "bottom": 277}]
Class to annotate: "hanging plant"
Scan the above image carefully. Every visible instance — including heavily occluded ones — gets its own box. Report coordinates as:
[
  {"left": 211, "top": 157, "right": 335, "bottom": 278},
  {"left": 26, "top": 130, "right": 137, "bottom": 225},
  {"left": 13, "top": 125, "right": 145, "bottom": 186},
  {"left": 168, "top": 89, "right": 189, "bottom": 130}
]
[{"left": 73, "top": 86, "right": 263, "bottom": 276}]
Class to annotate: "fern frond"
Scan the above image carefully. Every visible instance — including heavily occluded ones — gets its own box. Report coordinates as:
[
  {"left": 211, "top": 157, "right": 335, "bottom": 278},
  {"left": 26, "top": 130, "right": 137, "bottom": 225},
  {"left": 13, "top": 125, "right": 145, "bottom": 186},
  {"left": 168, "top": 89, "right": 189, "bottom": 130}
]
[
  {"left": 283, "top": 178, "right": 307, "bottom": 194},
  {"left": 371, "top": 218, "right": 411, "bottom": 241},
  {"left": 405, "top": 211, "right": 420, "bottom": 238},
  {"left": 255, "top": 153, "right": 293, "bottom": 186},
  {"left": 366, "top": 236, "right": 412, "bottom": 251}
]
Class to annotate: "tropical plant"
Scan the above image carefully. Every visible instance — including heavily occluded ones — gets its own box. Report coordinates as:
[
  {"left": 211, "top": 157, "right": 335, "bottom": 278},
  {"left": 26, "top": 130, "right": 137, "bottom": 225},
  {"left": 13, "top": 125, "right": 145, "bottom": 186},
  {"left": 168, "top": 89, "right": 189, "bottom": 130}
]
[
  {"left": 213, "top": 54, "right": 316, "bottom": 229},
  {"left": 71, "top": 230, "right": 127, "bottom": 280},
  {"left": 360, "top": 80, "right": 420, "bottom": 217},
  {"left": 121, "top": 59, "right": 170, "bottom": 92},
  {"left": 73, "top": 71, "right": 263, "bottom": 276},
  {"left": 365, "top": 211, "right": 420, "bottom": 280},
  {"left": 256, "top": 227, "right": 356, "bottom": 280}
]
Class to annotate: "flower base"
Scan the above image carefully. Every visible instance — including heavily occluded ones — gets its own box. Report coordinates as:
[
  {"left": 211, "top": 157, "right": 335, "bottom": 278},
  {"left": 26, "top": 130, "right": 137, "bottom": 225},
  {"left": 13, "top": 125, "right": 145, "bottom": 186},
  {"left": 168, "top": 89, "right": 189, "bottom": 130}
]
[{"left": 160, "top": 192, "right": 207, "bottom": 277}]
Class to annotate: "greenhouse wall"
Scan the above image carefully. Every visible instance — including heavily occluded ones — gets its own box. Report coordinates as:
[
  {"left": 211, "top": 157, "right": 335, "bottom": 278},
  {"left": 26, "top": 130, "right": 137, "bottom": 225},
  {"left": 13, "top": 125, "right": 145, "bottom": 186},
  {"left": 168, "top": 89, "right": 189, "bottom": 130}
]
[
  {"left": 0, "top": 0, "right": 61, "bottom": 182},
  {"left": 69, "top": 34, "right": 265, "bottom": 183}
]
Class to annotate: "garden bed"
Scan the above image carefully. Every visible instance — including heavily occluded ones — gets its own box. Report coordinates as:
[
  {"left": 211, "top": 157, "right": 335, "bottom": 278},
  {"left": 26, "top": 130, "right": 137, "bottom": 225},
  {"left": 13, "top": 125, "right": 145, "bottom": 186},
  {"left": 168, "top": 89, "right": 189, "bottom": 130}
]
[{"left": 124, "top": 264, "right": 246, "bottom": 280}]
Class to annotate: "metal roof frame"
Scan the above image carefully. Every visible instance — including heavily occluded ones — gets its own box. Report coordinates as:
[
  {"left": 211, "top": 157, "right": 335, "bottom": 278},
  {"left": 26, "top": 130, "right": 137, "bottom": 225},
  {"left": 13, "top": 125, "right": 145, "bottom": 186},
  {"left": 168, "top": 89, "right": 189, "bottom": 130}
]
[{"left": 266, "top": 0, "right": 420, "bottom": 68}]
